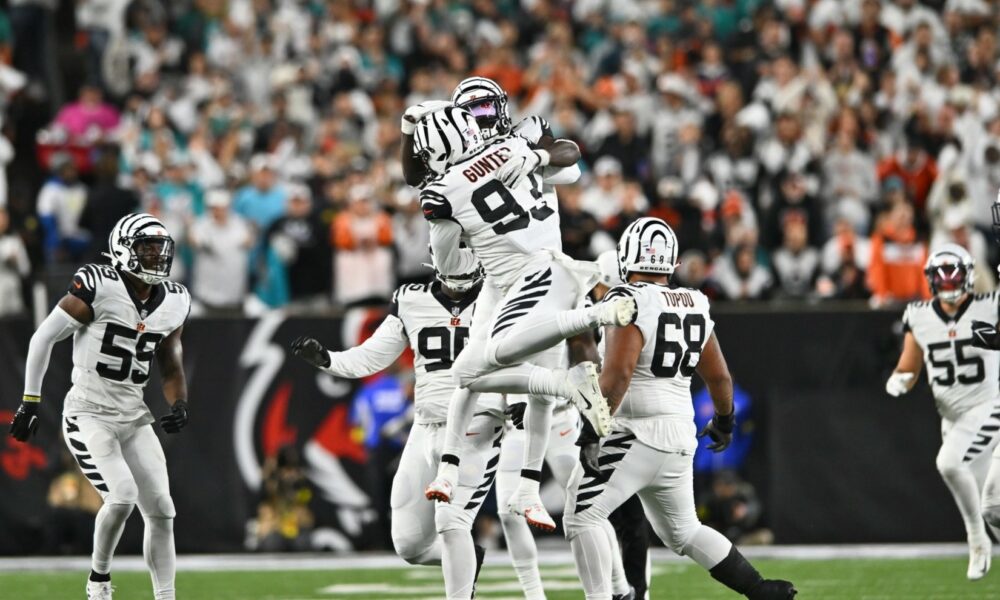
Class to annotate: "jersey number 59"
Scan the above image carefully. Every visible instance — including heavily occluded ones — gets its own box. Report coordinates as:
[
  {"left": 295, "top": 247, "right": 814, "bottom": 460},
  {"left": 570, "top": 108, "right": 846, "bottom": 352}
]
[{"left": 96, "top": 324, "right": 164, "bottom": 384}]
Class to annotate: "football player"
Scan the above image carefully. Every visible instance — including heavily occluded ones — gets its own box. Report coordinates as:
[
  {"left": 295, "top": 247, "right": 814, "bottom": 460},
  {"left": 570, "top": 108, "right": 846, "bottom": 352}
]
[
  {"left": 291, "top": 263, "right": 498, "bottom": 600},
  {"left": 411, "top": 106, "right": 636, "bottom": 532},
  {"left": 887, "top": 244, "right": 1000, "bottom": 580},
  {"left": 563, "top": 218, "right": 796, "bottom": 600},
  {"left": 9, "top": 214, "right": 190, "bottom": 600},
  {"left": 401, "top": 79, "right": 587, "bottom": 534}
]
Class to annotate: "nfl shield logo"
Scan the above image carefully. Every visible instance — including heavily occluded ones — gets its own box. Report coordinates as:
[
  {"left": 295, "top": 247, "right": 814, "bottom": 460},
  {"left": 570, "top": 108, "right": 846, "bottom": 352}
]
[{"left": 451, "top": 307, "right": 461, "bottom": 327}]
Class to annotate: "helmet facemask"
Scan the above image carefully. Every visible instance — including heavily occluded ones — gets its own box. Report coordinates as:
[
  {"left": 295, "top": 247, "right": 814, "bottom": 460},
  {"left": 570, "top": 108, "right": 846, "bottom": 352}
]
[
  {"left": 129, "top": 235, "right": 175, "bottom": 285},
  {"left": 438, "top": 267, "right": 484, "bottom": 294},
  {"left": 925, "top": 258, "right": 972, "bottom": 303},
  {"left": 456, "top": 95, "right": 511, "bottom": 141}
]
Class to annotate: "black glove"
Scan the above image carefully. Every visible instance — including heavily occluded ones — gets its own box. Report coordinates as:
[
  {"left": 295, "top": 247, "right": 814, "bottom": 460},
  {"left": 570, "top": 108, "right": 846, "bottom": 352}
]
[
  {"left": 9, "top": 399, "right": 40, "bottom": 442},
  {"left": 160, "top": 401, "right": 189, "bottom": 434},
  {"left": 576, "top": 418, "right": 601, "bottom": 475},
  {"left": 698, "top": 410, "right": 734, "bottom": 453},
  {"left": 291, "top": 336, "right": 331, "bottom": 369},
  {"left": 971, "top": 320, "right": 1000, "bottom": 350},
  {"left": 504, "top": 402, "right": 527, "bottom": 429}
]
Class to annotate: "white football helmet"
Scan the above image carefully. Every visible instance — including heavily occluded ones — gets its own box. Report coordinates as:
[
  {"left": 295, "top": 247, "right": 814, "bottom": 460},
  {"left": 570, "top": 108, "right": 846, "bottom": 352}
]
[
  {"left": 104, "top": 213, "right": 175, "bottom": 285},
  {"left": 452, "top": 76, "right": 512, "bottom": 141},
  {"left": 924, "top": 243, "right": 975, "bottom": 302},
  {"left": 617, "top": 217, "right": 679, "bottom": 282},
  {"left": 413, "top": 106, "right": 484, "bottom": 175}
]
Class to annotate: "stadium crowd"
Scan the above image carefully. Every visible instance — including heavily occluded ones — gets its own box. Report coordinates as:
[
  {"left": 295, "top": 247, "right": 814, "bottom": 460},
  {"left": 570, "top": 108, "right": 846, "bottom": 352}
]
[{"left": 0, "top": 0, "right": 998, "bottom": 317}]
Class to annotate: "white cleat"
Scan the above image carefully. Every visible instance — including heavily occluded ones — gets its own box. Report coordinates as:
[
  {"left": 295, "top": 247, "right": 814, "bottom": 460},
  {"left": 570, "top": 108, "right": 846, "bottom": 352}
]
[
  {"left": 968, "top": 543, "right": 991, "bottom": 581},
  {"left": 506, "top": 490, "right": 557, "bottom": 532},
  {"left": 568, "top": 361, "right": 612, "bottom": 437},
  {"left": 87, "top": 580, "right": 113, "bottom": 600},
  {"left": 596, "top": 296, "right": 638, "bottom": 327},
  {"left": 424, "top": 476, "right": 454, "bottom": 503}
]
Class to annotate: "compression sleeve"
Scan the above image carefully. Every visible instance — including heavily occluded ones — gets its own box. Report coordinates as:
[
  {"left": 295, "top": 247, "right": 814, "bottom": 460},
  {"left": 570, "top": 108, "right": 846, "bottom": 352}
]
[
  {"left": 323, "top": 315, "right": 409, "bottom": 378},
  {"left": 542, "top": 163, "right": 581, "bottom": 185},
  {"left": 428, "top": 218, "right": 478, "bottom": 276},
  {"left": 23, "top": 306, "right": 85, "bottom": 397}
]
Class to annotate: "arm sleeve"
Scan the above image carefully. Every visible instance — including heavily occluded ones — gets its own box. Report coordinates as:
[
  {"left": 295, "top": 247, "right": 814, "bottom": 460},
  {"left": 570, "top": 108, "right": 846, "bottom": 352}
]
[
  {"left": 428, "top": 218, "right": 477, "bottom": 276},
  {"left": 323, "top": 315, "right": 409, "bottom": 378},
  {"left": 542, "top": 163, "right": 581, "bottom": 185},
  {"left": 23, "top": 306, "right": 84, "bottom": 397}
]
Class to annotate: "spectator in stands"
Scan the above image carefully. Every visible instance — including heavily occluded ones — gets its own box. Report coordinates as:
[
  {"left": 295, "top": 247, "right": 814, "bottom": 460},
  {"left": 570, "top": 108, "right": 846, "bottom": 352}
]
[
  {"left": 253, "top": 445, "right": 315, "bottom": 552},
  {"left": 581, "top": 157, "right": 648, "bottom": 226},
  {"left": 37, "top": 153, "right": 89, "bottom": 263},
  {"left": 714, "top": 242, "right": 773, "bottom": 301},
  {"left": 700, "top": 470, "right": 770, "bottom": 546},
  {"left": 822, "top": 125, "right": 879, "bottom": 232},
  {"left": 867, "top": 201, "right": 930, "bottom": 306},
  {"left": 266, "top": 184, "right": 332, "bottom": 307},
  {"left": 234, "top": 155, "right": 288, "bottom": 236},
  {"left": 651, "top": 74, "right": 705, "bottom": 183},
  {"left": 877, "top": 137, "right": 938, "bottom": 215},
  {"left": 674, "top": 249, "right": 721, "bottom": 300},
  {"left": 189, "top": 189, "right": 253, "bottom": 314},
  {"left": 592, "top": 106, "right": 649, "bottom": 180},
  {"left": 45, "top": 446, "right": 102, "bottom": 555},
  {"left": 79, "top": 146, "right": 138, "bottom": 263},
  {"left": 391, "top": 187, "right": 430, "bottom": 286},
  {"left": 763, "top": 170, "right": 825, "bottom": 251},
  {"left": 52, "top": 85, "right": 120, "bottom": 139},
  {"left": 771, "top": 212, "right": 821, "bottom": 300},
  {"left": 0, "top": 207, "right": 29, "bottom": 316},
  {"left": 332, "top": 184, "right": 394, "bottom": 306}
]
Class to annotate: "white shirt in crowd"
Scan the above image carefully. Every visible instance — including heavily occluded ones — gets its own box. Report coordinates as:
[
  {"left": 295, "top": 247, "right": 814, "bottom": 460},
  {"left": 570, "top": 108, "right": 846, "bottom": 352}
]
[{"left": 190, "top": 213, "right": 253, "bottom": 308}]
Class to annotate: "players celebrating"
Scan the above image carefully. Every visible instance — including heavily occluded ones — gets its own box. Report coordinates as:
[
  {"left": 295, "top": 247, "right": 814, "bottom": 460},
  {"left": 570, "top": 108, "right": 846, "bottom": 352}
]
[
  {"left": 291, "top": 264, "right": 498, "bottom": 599},
  {"left": 564, "top": 218, "right": 796, "bottom": 600},
  {"left": 887, "top": 244, "right": 1000, "bottom": 580},
  {"left": 8, "top": 214, "right": 190, "bottom": 600}
]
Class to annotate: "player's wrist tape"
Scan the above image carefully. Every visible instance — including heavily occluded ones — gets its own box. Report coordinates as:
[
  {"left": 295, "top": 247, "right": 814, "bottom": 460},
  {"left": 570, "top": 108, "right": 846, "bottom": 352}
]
[
  {"left": 714, "top": 410, "right": 735, "bottom": 432},
  {"left": 534, "top": 149, "right": 551, "bottom": 167},
  {"left": 401, "top": 117, "right": 415, "bottom": 135},
  {"left": 22, "top": 394, "right": 41, "bottom": 403}
]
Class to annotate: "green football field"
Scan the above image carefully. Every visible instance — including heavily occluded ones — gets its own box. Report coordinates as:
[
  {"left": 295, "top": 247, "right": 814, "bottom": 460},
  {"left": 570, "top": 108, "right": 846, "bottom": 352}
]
[{"left": 1, "top": 557, "right": 999, "bottom": 599}]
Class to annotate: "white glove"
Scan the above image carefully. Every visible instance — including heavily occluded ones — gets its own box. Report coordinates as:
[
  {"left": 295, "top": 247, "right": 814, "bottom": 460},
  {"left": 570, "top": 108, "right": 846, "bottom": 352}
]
[
  {"left": 885, "top": 372, "right": 915, "bottom": 397},
  {"left": 401, "top": 100, "right": 453, "bottom": 135},
  {"left": 496, "top": 149, "right": 550, "bottom": 189}
]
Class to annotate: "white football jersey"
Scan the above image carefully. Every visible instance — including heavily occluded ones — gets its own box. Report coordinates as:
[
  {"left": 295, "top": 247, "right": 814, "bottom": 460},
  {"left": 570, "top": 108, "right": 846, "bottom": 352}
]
[
  {"left": 420, "top": 134, "right": 562, "bottom": 289},
  {"left": 903, "top": 293, "right": 1000, "bottom": 420},
  {"left": 512, "top": 116, "right": 562, "bottom": 235},
  {"left": 64, "top": 264, "right": 190, "bottom": 424},
  {"left": 389, "top": 282, "right": 503, "bottom": 423},
  {"left": 603, "top": 282, "right": 715, "bottom": 453}
]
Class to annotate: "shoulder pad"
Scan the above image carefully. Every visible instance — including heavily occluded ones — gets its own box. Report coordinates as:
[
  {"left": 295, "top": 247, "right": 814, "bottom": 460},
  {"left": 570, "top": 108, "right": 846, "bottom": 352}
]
[
  {"left": 420, "top": 188, "right": 454, "bottom": 222},
  {"left": 68, "top": 264, "right": 119, "bottom": 306},
  {"left": 603, "top": 284, "right": 635, "bottom": 303},
  {"left": 390, "top": 283, "right": 431, "bottom": 317}
]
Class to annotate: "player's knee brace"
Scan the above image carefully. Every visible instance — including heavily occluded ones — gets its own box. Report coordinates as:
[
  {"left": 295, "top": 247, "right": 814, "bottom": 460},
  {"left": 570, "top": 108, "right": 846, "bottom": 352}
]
[
  {"left": 562, "top": 509, "right": 602, "bottom": 541},
  {"left": 435, "top": 503, "right": 474, "bottom": 534},
  {"left": 983, "top": 504, "right": 1000, "bottom": 527}
]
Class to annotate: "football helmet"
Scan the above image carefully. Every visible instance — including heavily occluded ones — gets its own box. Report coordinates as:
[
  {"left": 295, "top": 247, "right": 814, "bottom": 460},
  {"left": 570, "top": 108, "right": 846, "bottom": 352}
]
[
  {"left": 104, "top": 213, "right": 175, "bottom": 285},
  {"left": 924, "top": 243, "right": 975, "bottom": 303},
  {"left": 413, "top": 106, "right": 484, "bottom": 175},
  {"left": 452, "top": 77, "right": 512, "bottom": 141},
  {"left": 616, "top": 217, "right": 679, "bottom": 282}
]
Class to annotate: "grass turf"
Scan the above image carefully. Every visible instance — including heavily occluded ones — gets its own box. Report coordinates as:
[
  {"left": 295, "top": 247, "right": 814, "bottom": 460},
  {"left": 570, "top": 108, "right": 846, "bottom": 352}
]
[{"left": 1, "top": 557, "right": 997, "bottom": 599}]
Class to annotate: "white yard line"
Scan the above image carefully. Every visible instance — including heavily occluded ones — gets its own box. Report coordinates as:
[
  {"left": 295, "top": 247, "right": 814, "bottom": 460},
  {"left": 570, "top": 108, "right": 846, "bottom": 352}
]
[{"left": 0, "top": 543, "right": 977, "bottom": 573}]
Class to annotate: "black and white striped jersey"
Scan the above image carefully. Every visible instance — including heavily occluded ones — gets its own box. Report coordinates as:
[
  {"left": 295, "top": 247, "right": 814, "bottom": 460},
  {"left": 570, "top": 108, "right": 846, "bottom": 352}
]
[
  {"left": 420, "top": 133, "right": 562, "bottom": 290},
  {"left": 64, "top": 263, "right": 190, "bottom": 424},
  {"left": 603, "top": 281, "right": 715, "bottom": 453},
  {"left": 904, "top": 293, "right": 1000, "bottom": 421}
]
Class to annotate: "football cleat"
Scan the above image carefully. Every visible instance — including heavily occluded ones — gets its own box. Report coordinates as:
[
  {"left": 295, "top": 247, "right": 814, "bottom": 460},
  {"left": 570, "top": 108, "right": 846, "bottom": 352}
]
[
  {"left": 597, "top": 296, "right": 638, "bottom": 327},
  {"left": 471, "top": 544, "right": 486, "bottom": 598},
  {"left": 612, "top": 587, "right": 636, "bottom": 600},
  {"left": 506, "top": 489, "right": 557, "bottom": 532},
  {"left": 747, "top": 579, "right": 797, "bottom": 600},
  {"left": 86, "top": 580, "right": 113, "bottom": 600},
  {"left": 424, "top": 477, "right": 454, "bottom": 503},
  {"left": 968, "top": 543, "right": 991, "bottom": 581},
  {"left": 568, "top": 361, "right": 612, "bottom": 437}
]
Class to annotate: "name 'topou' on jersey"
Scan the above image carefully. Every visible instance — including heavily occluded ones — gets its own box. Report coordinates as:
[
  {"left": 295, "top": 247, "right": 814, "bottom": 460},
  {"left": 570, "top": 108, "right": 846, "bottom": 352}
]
[
  {"left": 603, "top": 282, "right": 715, "bottom": 453},
  {"left": 65, "top": 264, "right": 190, "bottom": 424},
  {"left": 420, "top": 135, "right": 562, "bottom": 289},
  {"left": 904, "top": 293, "right": 1000, "bottom": 421}
]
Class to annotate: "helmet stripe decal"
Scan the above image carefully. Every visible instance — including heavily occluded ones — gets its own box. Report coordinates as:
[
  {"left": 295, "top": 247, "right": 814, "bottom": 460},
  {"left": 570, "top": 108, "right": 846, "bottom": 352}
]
[
  {"left": 444, "top": 108, "right": 468, "bottom": 154},
  {"left": 432, "top": 110, "right": 452, "bottom": 161}
]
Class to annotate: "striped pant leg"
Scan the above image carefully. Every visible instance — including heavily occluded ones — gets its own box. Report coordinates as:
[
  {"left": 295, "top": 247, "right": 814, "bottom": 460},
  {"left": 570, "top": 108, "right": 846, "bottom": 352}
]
[
  {"left": 564, "top": 432, "right": 649, "bottom": 537},
  {"left": 936, "top": 404, "right": 1000, "bottom": 544}
]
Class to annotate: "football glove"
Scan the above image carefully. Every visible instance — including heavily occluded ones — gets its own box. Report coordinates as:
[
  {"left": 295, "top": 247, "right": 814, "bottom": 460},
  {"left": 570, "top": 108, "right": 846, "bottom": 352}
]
[
  {"left": 291, "top": 336, "right": 331, "bottom": 369},
  {"left": 9, "top": 397, "right": 40, "bottom": 442},
  {"left": 698, "top": 410, "right": 734, "bottom": 453},
  {"left": 496, "top": 149, "right": 550, "bottom": 189},
  {"left": 971, "top": 320, "right": 1000, "bottom": 350},
  {"left": 401, "top": 100, "right": 453, "bottom": 135},
  {"left": 505, "top": 401, "right": 527, "bottom": 430},
  {"left": 885, "top": 371, "right": 915, "bottom": 397},
  {"left": 159, "top": 401, "right": 189, "bottom": 434},
  {"left": 576, "top": 418, "right": 601, "bottom": 475}
]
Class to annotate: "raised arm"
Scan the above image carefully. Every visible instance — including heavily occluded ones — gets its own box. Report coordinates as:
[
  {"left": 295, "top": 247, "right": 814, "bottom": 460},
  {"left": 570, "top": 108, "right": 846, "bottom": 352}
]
[
  {"left": 400, "top": 101, "right": 452, "bottom": 187},
  {"left": 292, "top": 315, "right": 408, "bottom": 378},
  {"left": 156, "top": 325, "right": 189, "bottom": 433}
]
